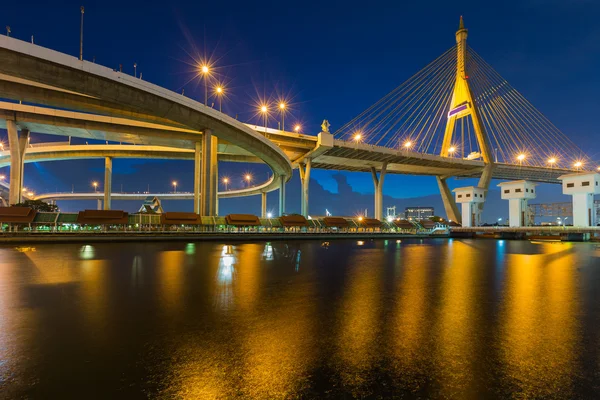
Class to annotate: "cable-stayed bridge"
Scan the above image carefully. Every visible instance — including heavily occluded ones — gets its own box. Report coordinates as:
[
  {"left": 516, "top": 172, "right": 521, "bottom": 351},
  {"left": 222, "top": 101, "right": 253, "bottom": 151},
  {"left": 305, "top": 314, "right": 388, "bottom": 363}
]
[{"left": 0, "top": 17, "right": 596, "bottom": 227}]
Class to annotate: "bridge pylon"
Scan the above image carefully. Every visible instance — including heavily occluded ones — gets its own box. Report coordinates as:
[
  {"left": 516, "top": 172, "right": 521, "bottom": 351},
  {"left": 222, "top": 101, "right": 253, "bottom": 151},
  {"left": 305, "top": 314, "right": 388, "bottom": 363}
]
[
  {"left": 440, "top": 17, "right": 493, "bottom": 163},
  {"left": 439, "top": 17, "right": 495, "bottom": 224}
]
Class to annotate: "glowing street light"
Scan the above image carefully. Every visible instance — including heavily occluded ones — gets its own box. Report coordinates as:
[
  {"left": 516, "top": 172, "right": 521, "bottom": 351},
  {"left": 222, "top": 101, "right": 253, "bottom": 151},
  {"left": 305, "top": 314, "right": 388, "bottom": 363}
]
[
  {"left": 404, "top": 141, "right": 413, "bottom": 150},
  {"left": 27, "top": 191, "right": 34, "bottom": 197},
  {"left": 279, "top": 102, "right": 286, "bottom": 131},
  {"left": 448, "top": 146, "right": 456, "bottom": 156},
  {"left": 222, "top": 177, "right": 229, "bottom": 191},
  {"left": 574, "top": 161, "right": 582, "bottom": 170},
  {"left": 294, "top": 124, "right": 301, "bottom": 133},
  {"left": 172, "top": 181, "right": 177, "bottom": 193},
  {"left": 0, "top": 175, "right": 5, "bottom": 180},
  {"left": 92, "top": 181, "right": 98, "bottom": 192},
  {"left": 244, "top": 174, "right": 252, "bottom": 187},
  {"left": 517, "top": 153, "right": 525, "bottom": 167},
  {"left": 215, "top": 86, "right": 224, "bottom": 112},
  {"left": 260, "top": 105, "right": 268, "bottom": 134},
  {"left": 548, "top": 157, "right": 557, "bottom": 168},
  {"left": 200, "top": 64, "right": 210, "bottom": 106},
  {"left": 353, "top": 133, "right": 362, "bottom": 142}
]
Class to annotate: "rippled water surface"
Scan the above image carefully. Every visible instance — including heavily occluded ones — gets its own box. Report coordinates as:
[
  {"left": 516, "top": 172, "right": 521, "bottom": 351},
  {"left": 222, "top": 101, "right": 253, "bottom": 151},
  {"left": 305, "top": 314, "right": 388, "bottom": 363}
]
[{"left": 1, "top": 239, "right": 600, "bottom": 398}]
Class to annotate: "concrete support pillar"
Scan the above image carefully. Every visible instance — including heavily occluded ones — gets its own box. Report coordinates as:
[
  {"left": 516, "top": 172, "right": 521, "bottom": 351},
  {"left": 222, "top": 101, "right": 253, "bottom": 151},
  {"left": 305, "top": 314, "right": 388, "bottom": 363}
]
[
  {"left": 299, "top": 158, "right": 312, "bottom": 217},
  {"left": 573, "top": 193, "right": 596, "bottom": 227},
  {"left": 193, "top": 141, "right": 201, "bottom": 214},
  {"left": 370, "top": 162, "right": 387, "bottom": 220},
  {"left": 18, "top": 129, "right": 29, "bottom": 197},
  {"left": 213, "top": 152, "right": 219, "bottom": 216},
  {"left": 200, "top": 129, "right": 218, "bottom": 216},
  {"left": 460, "top": 202, "right": 480, "bottom": 227},
  {"left": 97, "top": 199, "right": 102, "bottom": 210},
  {"left": 261, "top": 192, "right": 267, "bottom": 218},
  {"left": 453, "top": 186, "right": 485, "bottom": 227},
  {"left": 497, "top": 181, "right": 537, "bottom": 227},
  {"left": 476, "top": 163, "right": 494, "bottom": 214},
  {"left": 558, "top": 173, "right": 600, "bottom": 227},
  {"left": 507, "top": 199, "right": 528, "bottom": 227},
  {"left": 437, "top": 177, "right": 460, "bottom": 222},
  {"left": 7, "top": 121, "right": 29, "bottom": 205},
  {"left": 278, "top": 175, "right": 286, "bottom": 216},
  {"left": 103, "top": 157, "right": 112, "bottom": 210}
]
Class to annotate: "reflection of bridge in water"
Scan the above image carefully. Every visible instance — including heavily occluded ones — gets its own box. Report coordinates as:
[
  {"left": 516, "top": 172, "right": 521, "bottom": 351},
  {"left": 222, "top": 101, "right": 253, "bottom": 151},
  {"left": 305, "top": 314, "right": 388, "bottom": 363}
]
[{"left": 0, "top": 17, "right": 598, "bottom": 228}]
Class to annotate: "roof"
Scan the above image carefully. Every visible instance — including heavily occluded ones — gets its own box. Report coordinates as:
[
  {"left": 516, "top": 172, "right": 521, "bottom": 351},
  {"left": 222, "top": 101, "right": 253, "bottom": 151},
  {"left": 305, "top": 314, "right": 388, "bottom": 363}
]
[
  {"left": 77, "top": 210, "right": 128, "bottom": 225},
  {"left": 0, "top": 207, "right": 37, "bottom": 223},
  {"left": 558, "top": 172, "right": 599, "bottom": 180},
  {"left": 497, "top": 180, "right": 538, "bottom": 187},
  {"left": 280, "top": 215, "right": 309, "bottom": 227},
  {"left": 33, "top": 212, "right": 57, "bottom": 223},
  {"left": 323, "top": 217, "right": 349, "bottom": 227},
  {"left": 56, "top": 213, "right": 78, "bottom": 223},
  {"left": 225, "top": 214, "right": 261, "bottom": 226},
  {"left": 359, "top": 218, "right": 381, "bottom": 227},
  {"left": 452, "top": 186, "right": 484, "bottom": 192},
  {"left": 160, "top": 212, "right": 201, "bottom": 225},
  {"left": 394, "top": 219, "right": 414, "bottom": 229}
]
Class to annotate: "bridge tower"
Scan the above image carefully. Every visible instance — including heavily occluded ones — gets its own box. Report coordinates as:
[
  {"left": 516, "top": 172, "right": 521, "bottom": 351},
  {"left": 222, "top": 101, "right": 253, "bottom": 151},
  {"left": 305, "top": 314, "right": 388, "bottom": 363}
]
[{"left": 438, "top": 17, "right": 495, "bottom": 224}]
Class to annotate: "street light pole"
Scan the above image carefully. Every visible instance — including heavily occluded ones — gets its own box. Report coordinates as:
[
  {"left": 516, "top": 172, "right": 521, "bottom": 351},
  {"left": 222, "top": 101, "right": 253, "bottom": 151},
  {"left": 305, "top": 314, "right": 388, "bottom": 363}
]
[
  {"left": 79, "top": 6, "right": 84, "bottom": 61},
  {"left": 279, "top": 103, "right": 286, "bottom": 131}
]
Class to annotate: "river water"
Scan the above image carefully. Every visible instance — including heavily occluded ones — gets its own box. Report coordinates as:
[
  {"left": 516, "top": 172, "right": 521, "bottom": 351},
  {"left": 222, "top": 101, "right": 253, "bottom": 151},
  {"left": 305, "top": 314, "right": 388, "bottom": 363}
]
[{"left": 1, "top": 239, "right": 599, "bottom": 398}]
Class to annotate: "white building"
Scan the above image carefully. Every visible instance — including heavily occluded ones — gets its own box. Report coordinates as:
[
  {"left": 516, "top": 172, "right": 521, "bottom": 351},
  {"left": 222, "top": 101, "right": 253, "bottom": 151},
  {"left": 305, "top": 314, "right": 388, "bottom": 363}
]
[
  {"left": 497, "top": 180, "right": 537, "bottom": 227},
  {"left": 558, "top": 172, "right": 600, "bottom": 227},
  {"left": 452, "top": 186, "right": 486, "bottom": 227}
]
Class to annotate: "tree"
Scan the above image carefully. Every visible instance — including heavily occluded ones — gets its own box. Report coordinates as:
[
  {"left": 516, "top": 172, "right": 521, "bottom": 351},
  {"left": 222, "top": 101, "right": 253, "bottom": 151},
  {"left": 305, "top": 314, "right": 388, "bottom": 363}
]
[
  {"left": 429, "top": 216, "right": 445, "bottom": 223},
  {"left": 12, "top": 200, "right": 59, "bottom": 212}
]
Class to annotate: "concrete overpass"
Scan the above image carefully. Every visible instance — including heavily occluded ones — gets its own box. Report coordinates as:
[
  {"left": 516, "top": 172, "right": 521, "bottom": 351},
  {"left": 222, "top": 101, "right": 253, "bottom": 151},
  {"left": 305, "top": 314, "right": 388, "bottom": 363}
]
[
  {"left": 0, "top": 33, "right": 588, "bottom": 223},
  {"left": 0, "top": 35, "right": 292, "bottom": 216}
]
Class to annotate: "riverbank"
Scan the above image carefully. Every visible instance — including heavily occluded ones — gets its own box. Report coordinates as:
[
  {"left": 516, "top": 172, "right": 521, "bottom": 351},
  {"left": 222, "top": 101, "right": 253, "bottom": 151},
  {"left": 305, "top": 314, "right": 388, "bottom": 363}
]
[{"left": 0, "top": 232, "right": 447, "bottom": 244}]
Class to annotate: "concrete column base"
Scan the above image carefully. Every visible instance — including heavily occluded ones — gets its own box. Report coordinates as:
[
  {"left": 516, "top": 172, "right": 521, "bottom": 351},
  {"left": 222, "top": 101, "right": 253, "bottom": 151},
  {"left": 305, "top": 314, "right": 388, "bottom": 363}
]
[
  {"left": 279, "top": 175, "right": 286, "bottom": 216},
  {"left": 104, "top": 157, "right": 112, "bottom": 210}
]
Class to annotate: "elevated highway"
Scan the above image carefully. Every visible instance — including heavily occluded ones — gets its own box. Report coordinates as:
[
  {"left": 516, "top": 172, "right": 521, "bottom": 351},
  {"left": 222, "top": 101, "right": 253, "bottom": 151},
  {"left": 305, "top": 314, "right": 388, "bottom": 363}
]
[
  {"left": 0, "top": 27, "right": 591, "bottom": 224},
  {"left": 0, "top": 35, "right": 292, "bottom": 216}
]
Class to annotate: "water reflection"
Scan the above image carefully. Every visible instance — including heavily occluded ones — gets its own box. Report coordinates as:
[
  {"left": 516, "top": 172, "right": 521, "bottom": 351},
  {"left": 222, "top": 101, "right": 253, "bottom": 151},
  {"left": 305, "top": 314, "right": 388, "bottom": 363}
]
[
  {"left": 261, "top": 242, "right": 274, "bottom": 261},
  {"left": 391, "top": 244, "right": 434, "bottom": 392},
  {"left": 216, "top": 245, "right": 236, "bottom": 310},
  {"left": 434, "top": 240, "right": 485, "bottom": 396},
  {"left": 336, "top": 247, "right": 384, "bottom": 396},
  {"left": 0, "top": 240, "right": 596, "bottom": 398},
  {"left": 500, "top": 243, "right": 579, "bottom": 397},
  {"left": 79, "top": 244, "right": 95, "bottom": 260},
  {"left": 157, "top": 250, "right": 184, "bottom": 316}
]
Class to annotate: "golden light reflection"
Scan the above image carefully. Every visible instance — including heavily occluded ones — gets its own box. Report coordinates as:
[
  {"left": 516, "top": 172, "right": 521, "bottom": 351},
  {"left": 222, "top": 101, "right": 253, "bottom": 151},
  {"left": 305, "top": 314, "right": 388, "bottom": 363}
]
[
  {"left": 158, "top": 250, "right": 186, "bottom": 316},
  {"left": 240, "top": 243, "right": 316, "bottom": 398},
  {"left": 235, "top": 244, "right": 262, "bottom": 311},
  {"left": 216, "top": 245, "right": 236, "bottom": 310},
  {"left": 500, "top": 243, "right": 579, "bottom": 397},
  {"left": 336, "top": 249, "right": 384, "bottom": 394},
  {"left": 434, "top": 240, "right": 483, "bottom": 394},
  {"left": 79, "top": 257, "right": 110, "bottom": 345},
  {"left": 391, "top": 244, "right": 433, "bottom": 388}
]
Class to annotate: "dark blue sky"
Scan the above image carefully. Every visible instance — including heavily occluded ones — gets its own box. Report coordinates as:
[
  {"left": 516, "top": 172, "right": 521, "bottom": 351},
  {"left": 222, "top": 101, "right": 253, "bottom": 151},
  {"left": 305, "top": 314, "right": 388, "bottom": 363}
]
[{"left": 2, "top": 0, "right": 599, "bottom": 220}]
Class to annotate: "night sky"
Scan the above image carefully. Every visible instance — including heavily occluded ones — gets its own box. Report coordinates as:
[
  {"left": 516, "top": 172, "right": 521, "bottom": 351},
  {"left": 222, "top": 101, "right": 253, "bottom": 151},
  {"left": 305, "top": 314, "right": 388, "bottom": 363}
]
[{"left": 1, "top": 0, "right": 599, "bottom": 221}]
